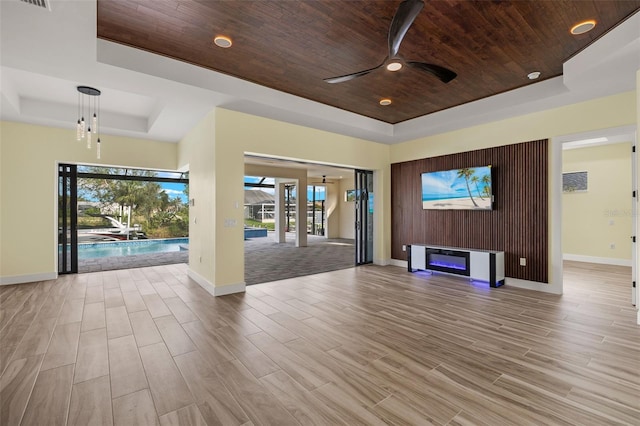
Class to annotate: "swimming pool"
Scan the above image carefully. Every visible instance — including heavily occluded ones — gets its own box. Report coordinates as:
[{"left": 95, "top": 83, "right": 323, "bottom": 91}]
[{"left": 77, "top": 238, "right": 188, "bottom": 259}]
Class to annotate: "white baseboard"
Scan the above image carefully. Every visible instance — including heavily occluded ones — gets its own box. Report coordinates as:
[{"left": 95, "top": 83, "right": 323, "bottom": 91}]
[
  {"left": 0, "top": 272, "right": 58, "bottom": 285},
  {"left": 213, "top": 281, "right": 246, "bottom": 296},
  {"left": 389, "top": 259, "right": 408, "bottom": 268},
  {"left": 504, "top": 277, "right": 561, "bottom": 294},
  {"left": 563, "top": 253, "right": 631, "bottom": 267},
  {"left": 187, "top": 269, "right": 215, "bottom": 296},
  {"left": 187, "top": 268, "right": 246, "bottom": 296}
]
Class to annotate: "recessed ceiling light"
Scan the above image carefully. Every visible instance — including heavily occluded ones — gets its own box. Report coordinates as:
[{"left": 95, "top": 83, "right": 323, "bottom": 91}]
[
  {"left": 214, "top": 35, "right": 232, "bottom": 48},
  {"left": 527, "top": 71, "right": 541, "bottom": 80},
  {"left": 379, "top": 98, "right": 392, "bottom": 106},
  {"left": 386, "top": 62, "right": 402, "bottom": 72},
  {"left": 570, "top": 20, "right": 596, "bottom": 35}
]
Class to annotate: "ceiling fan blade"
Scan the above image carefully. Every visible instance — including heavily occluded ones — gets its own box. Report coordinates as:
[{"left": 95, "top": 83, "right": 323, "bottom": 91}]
[
  {"left": 407, "top": 61, "right": 457, "bottom": 83},
  {"left": 324, "top": 62, "right": 385, "bottom": 84},
  {"left": 388, "top": 0, "right": 424, "bottom": 59}
]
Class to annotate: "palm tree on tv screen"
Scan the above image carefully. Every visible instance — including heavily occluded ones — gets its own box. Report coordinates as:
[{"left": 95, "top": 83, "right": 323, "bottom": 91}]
[
  {"left": 456, "top": 168, "right": 479, "bottom": 207},
  {"left": 481, "top": 174, "right": 491, "bottom": 199},
  {"left": 470, "top": 175, "right": 485, "bottom": 200}
]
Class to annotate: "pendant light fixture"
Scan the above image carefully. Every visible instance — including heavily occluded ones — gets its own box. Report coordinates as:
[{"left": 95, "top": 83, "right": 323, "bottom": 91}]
[{"left": 76, "top": 86, "right": 102, "bottom": 159}]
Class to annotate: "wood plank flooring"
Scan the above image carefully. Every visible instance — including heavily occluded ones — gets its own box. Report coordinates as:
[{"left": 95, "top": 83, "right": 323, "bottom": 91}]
[{"left": 1, "top": 261, "right": 638, "bottom": 425}]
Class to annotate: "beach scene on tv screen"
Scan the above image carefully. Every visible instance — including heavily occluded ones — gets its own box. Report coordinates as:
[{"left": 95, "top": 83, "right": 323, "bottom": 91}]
[{"left": 422, "top": 166, "right": 492, "bottom": 210}]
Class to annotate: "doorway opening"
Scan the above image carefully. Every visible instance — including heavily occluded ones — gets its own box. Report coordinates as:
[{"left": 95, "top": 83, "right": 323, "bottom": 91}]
[
  {"left": 243, "top": 156, "right": 366, "bottom": 285},
  {"left": 556, "top": 126, "right": 637, "bottom": 313},
  {"left": 243, "top": 177, "right": 328, "bottom": 236},
  {"left": 58, "top": 164, "right": 189, "bottom": 274}
]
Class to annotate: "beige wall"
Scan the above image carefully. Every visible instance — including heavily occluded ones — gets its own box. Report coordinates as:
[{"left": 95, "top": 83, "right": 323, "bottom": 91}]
[
  {"left": 562, "top": 143, "right": 632, "bottom": 263},
  {"left": 178, "top": 108, "right": 390, "bottom": 293},
  {"left": 0, "top": 121, "right": 177, "bottom": 283},
  {"left": 392, "top": 91, "right": 637, "bottom": 163},
  {"left": 390, "top": 90, "right": 637, "bottom": 293},
  {"left": 2, "top": 88, "right": 637, "bottom": 292},
  {"left": 339, "top": 176, "right": 356, "bottom": 239},
  {"left": 177, "top": 111, "right": 216, "bottom": 287}
]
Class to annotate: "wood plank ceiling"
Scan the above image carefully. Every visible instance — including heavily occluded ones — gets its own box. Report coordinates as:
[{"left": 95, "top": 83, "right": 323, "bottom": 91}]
[{"left": 97, "top": 0, "right": 640, "bottom": 124}]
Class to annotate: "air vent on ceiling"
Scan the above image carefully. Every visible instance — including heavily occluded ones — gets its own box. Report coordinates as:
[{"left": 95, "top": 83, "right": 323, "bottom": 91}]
[{"left": 20, "top": 0, "right": 51, "bottom": 11}]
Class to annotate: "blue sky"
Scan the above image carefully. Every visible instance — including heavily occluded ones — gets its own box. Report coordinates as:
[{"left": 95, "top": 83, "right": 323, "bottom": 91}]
[{"left": 160, "top": 182, "right": 188, "bottom": 203}]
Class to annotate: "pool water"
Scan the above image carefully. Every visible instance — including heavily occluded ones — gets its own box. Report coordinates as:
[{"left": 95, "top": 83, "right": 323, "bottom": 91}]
[{"left": 77, "top": 238, "right": 188, "bottom": 259}]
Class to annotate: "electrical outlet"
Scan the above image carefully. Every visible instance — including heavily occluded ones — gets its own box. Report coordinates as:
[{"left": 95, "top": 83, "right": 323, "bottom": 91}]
[
  {"left": 519, "top": 257, "right": 526, "bottom": 266},
  {"left": 402, "top": 245, "right": 406, "bottom": 252},
  {"left": 610, "top": 243, "right": 616, "bottom": 249}
]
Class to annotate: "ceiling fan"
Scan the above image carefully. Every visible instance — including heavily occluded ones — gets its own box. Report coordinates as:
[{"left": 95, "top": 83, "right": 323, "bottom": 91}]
[
  {"left": 324, "top": 0, "right": 456, "bottom": 84},
  {"left": 320, "top": 175, "right": 336, "bottom": 185}
]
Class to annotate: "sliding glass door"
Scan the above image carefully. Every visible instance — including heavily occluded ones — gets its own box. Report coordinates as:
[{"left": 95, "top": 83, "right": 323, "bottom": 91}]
[
  {"left": 58, "top": 164, "right": 78, "bottom": 274},
  {"left": 355, "top": 169, "right": 373, "bottom": 265}
]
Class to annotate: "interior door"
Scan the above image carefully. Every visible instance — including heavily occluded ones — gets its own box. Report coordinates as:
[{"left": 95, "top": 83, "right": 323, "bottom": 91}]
[
  {"left": 355, "top": 169, "right": 373, "bottom": 265},
  {"left": 58, "top": 164, "right": 78, "bottom": 274}
]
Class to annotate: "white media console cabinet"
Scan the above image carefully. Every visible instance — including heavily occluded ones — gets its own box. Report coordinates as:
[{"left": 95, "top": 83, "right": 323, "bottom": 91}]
[{"left": 407, "top": 244, "right": 505, "bottom": 288}]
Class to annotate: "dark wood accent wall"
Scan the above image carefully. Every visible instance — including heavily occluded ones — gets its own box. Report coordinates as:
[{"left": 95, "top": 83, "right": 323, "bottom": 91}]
[{"left": 391, "top": 139, "right": 548, "bottom": 283}]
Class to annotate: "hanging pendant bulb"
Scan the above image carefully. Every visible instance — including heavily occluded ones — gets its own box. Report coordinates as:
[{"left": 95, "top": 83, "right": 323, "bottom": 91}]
[{"left": 76, "top": 86, "right": 102, "bottom": 158}]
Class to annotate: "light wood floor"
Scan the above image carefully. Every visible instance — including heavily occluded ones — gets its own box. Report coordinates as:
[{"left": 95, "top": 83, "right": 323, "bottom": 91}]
[{"left": 1, "top": 261, "right": 638, "bottom": 425}]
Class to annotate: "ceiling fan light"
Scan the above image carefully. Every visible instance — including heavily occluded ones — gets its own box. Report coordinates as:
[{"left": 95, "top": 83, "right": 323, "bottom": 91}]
[
  {"left": 386, "top": 62, "right": 402, "bottom": 72},
  {"left": 379, "top": 98, "right": 392, "bottom": 106},
  {"left": 570, "top": 20, "right": 596, "bottom": 35},
  {"left": 214, "top": 35, "right": 233, "bottom": 48}
]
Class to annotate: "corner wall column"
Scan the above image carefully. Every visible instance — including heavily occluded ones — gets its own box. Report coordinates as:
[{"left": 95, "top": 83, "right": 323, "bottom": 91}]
[
  {"left": 275, "top": 179, "right": 286, "bottom": 243},
  {"left": 296, "top": 177, "right": 307, "bottom": 248}
]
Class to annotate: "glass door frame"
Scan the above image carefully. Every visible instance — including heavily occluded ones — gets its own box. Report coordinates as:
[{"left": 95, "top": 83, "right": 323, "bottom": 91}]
[
  {"left": 58, "top": 164, "right": 78, "bottom": 274},
  {"left": 355, "top": 169, "right": 374, "bottom": 265},
  {"left": 308, "top": 184, "right": 326, "bottom": 236}
]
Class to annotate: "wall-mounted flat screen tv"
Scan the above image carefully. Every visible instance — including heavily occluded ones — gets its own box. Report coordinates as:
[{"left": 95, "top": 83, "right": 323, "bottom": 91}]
[
  {"left": 345, "top": 189, "right": 358, "bottom": 202},
  {"left": 421, "top": 166, "right": 493, "bottom": 210}
]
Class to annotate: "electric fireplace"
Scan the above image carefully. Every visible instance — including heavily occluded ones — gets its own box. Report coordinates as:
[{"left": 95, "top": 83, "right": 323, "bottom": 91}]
[
  {"left": 426, "top": 248, "right": 470, "bottom": 276},
  {"left": 407, "top": 244, "right": 505, "bottom": 288}
]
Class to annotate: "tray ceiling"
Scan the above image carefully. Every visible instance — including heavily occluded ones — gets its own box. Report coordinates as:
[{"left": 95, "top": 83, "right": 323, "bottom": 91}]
[{"left": 97, "top": 0, "right": 640, "bottom": 124}]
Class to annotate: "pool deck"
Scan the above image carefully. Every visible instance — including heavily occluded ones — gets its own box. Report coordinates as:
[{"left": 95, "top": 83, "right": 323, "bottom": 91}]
[{"left": 79, "top": 251, "right": 188, "bottom": 273}]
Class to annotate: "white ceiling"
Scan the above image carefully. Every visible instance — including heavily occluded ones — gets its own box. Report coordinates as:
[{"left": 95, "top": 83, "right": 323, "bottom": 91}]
[
  {"left": 245, "top": 154, "right": 354, "bottom": 180},
  {"left": 1, "top": 0, "right": 639, "bottom": 146}
]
